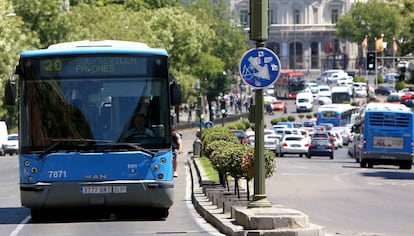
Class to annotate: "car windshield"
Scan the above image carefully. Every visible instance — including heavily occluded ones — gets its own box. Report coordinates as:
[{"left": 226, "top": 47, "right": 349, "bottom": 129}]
[
  {"left": 303, "top": 121, "right": 314, "bottom": 127},
  {"left": 285, "top": 137, "right": 303, "bottom": 141}
]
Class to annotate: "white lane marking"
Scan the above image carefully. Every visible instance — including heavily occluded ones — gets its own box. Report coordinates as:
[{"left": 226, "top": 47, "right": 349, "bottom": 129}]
[{"left": 9, "top": 215, "right": 30, "bottom": 236}]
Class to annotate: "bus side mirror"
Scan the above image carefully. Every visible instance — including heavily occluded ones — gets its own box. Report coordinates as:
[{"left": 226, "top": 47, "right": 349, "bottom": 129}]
[
  {"left": 4, "top": 79, "right": 16, "bottom": 105},
  {"left": 170, "top": 80, "right": 182, "bottom": 106},
  {"left": 169, "top": 73, "right": 182, "bottom": 106}
]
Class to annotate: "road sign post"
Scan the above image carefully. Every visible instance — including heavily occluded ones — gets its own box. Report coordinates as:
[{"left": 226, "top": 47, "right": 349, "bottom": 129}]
[{"left": 239, "top": 47, "right": 281, "bottom": 208}]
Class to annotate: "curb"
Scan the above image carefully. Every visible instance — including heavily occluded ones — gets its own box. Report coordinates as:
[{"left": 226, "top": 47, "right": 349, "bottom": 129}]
[{"left": 188, "top": 158, "right": 326, "bottom": 236}]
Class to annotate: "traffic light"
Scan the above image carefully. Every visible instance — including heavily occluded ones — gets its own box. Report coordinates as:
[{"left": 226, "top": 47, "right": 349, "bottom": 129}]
[
  {"left": 366, "top": 52, "right": 376, "bottom": 71},
  {"left": 220, "top": 100, "right": 227, "bottom": 117}
]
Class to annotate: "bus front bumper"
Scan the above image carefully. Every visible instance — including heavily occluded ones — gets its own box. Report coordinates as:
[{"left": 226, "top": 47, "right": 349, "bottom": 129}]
[{"left": 20, "top": 180, "right": 174, "bottom": 209}]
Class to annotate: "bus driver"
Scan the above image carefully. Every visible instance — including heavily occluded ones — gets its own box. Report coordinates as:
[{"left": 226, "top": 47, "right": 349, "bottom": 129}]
[{"left": 125, "top": 113, "right": 155, "bottom": 138}]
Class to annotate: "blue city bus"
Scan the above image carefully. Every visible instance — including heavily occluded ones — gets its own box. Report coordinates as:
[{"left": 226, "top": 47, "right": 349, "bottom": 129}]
[
  {"left": 4, "top": 40, "right": 182, "bottom": 219},
  {"left": 358, "top": 103, "right": 414, "bottom": 169},
  {"left": 316, "top": 104, "right": 357, "bottom": 127}
]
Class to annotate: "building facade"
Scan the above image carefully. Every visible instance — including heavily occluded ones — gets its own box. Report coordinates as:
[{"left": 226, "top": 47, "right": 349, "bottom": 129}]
[{"left": 231, "top": 0, "right": 366, "bottom": 72}]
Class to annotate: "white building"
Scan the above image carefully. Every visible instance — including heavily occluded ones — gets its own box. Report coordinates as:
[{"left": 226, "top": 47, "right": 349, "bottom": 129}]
[{"left": 231, "top": 0, "right": 367, "bottom": 72}]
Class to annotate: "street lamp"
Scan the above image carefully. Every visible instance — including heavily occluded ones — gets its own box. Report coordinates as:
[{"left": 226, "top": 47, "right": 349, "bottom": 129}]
[{"left": 194, "top": 79, "right": 202, "bottom": 139}]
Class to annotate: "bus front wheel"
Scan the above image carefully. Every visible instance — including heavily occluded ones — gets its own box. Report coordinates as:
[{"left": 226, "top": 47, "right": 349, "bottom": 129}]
[{"left": 399, "top": 161, "right": 412, "bottom": 170}]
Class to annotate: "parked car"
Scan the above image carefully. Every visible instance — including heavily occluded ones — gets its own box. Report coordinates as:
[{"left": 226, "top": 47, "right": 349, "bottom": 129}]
[
  {"left": 307, "top": 138, "right": 334, "bottom": 159},
  {"left": 230, "top": 129, "right": 250, "bottom": 145},
  {"left": 375, "top": 86, "right": 393, "bottom": 96},
  {"left": 3, "top": 133, "right": 18, "bottom": 155},
  {"left": 279, "top": 134, "right": 309, "bottom": 157}
]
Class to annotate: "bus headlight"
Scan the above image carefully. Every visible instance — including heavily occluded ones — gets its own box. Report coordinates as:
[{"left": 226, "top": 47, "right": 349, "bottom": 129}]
[
  {"left": 160, "top": 158, "right": 166, "bottom": 164},
  {"left": 153, "top": 165, "right": 159, "bottom": 171},
  {"left": 157, "top": 174, "right": 164, "bottom": 179},
  {"left": 31, "top": 167, "right": 38, "bottom": 173}
]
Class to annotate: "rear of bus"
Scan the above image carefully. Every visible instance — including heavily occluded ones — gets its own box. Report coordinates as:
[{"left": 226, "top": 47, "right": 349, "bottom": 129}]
[
  {"left": 316, "top": 108, "right": 340, "bottom": 127},
  {"left": 361, "top": 109, "right": 414, "bottom": 169}
]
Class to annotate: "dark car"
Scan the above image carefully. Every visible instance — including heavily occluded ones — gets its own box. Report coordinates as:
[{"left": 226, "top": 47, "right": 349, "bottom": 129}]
[
  {"left": 312, "top": 131, "right": 335, "bottom": 144},
  {"left": 230, "top": 129, "right": 250, "bottom": 145},
  {"left": 375, "top": 86, "right": 393, "bottom": 96},
  {"left": 307, "top": 138, "right": 334, "bottom": 159}
]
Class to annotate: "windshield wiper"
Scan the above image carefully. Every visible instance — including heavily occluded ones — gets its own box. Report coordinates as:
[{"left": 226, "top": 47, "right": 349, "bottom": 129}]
[
  {"left": 102, "top": 142, "right": 155, "bottom": 157},
  {"left": 39, "top": 139, "right": 111, "bottom": 159}
]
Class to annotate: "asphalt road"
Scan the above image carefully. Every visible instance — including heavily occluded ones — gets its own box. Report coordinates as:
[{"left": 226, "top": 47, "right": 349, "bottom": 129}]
[
  {"left": 262, "top": 99, "right": 414, "bottom": 236},
  {"left": 0, "top": 152, "right": 223, "bottom": 236}
]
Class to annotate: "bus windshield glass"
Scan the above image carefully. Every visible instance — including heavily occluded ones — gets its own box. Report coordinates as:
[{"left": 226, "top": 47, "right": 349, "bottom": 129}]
[{"left": 19, "top": 55, "right": 170, "bottom": 153}]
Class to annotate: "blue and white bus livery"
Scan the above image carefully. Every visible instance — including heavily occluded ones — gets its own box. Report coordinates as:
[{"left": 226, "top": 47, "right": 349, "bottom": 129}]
[
  {"left": 358, "top": 103, "right": 414, "bottom": 169},
  {"left": 4, "top": 40, "right": 182, "bottom": 219}
]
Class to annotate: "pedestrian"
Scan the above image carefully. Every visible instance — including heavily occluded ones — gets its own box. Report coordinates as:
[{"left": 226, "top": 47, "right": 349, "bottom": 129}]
[{"left": 171, "top": 126, "right": 183, "bottom": 177}]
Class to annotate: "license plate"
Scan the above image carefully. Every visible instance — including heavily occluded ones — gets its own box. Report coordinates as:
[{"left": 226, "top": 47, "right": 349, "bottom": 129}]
[
  {"left": 81, "top": 186, "right": 127, "bottom": 194},
  {"left": 291, "top": 144, "right": 300, "bottom": 147}
]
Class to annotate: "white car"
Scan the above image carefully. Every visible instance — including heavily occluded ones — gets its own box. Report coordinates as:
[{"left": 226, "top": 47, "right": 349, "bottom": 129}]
[
  {"left": 264, "top": 129, "right": 276, "bottom": 136},
  {"left": 327, "top": 72, "right": 349, "bottom": 84},
  {"left": 279, "top": 134, "right": 309, "bottom": 157},
  {"left": 318, "top": 96, "right": 332, "bottom": 105},
  {"left": 264, "top": 134, "right": 281, "bottom": 154},
  {"left": 304, "top": 82, "right": 319, "bottom": 94},
  {"left": 299, "top": 129, "right": 311, "bottom": 144},
  {"left": 318, "top": 85, "right": 331, "bottom": 98},
  {"left": 329, "top": 130, "right": 343, "bottom": 149},
  {"left": 354, "top": 87, "right": 367, "bottom": 98},
  {"left": 336, "top": 76, "right": 354, "bottom": 86},
  {"left": 3, "top": 133, "right": 18, "bottom": 155},
  {"left": 264, "top": 95, "right": 277, "bottom": 104}
]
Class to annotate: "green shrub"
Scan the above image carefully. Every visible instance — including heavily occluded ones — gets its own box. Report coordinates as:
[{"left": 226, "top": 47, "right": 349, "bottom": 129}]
[
  {"left": 241, "top": 119, "right": 251, "bottom": 130},
  {"left": 209, "top": 141, "right": 240, "bottom": 174},
  {"left": 395, "top": 80, "right": 406, "bottom": 91},
  {"left": 241, "top": 148, "right": 276, "bottom": 180},
  {"left": 353, "top": 76, "right": 368, "bottom": 83},
  {"left": 306, "top": 114, "right": 313, "bottom": 119},
  {"left": 287, "top": 115, "right": 296, "bottom": 122},
  {"left": 202, "top": 127, "right": 239, "bottom": 156},
  {"left": 377, "top": 73, "right": 384, "bottom": 84}
]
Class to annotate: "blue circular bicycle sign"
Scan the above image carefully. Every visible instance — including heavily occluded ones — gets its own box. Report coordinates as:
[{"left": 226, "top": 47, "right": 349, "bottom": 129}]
[{"left": 239, "top": 47, "right": 281, "bottom": 89}]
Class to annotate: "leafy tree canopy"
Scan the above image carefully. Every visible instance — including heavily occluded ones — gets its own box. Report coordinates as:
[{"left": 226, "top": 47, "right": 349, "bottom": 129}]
[{"left": 336, "top": 0, "right": 401, "bottom": 52}]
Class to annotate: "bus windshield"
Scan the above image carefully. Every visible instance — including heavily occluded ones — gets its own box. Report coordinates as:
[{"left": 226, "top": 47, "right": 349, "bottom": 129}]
[{"left": 19, "top": 55, "right": 170, "bottom": 153}]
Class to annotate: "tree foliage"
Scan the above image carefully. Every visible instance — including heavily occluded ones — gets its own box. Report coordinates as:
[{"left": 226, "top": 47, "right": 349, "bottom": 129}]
[
  {"left": 14, "top": 0, "right": 72, "bottom": 48},
  {"left": 336, "top": 1, "right": 401, "bottom": 52},
  {"left": 398, "top": 0, "right": 414, "bottom": 55},
  {"left": 0, "top": 1, "right": 39, "bottom": 128}
]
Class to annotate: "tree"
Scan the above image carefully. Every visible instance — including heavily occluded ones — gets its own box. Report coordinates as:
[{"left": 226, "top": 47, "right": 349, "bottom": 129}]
[
  {"left": 185, "top": 0, "right": 248, "bottom": 120},
  {"left": 0, "top": 1, "right": 40, "bottom": 129},
  {"left": 14, "top": 0, "right": 72, "bottom": 47},
  {"left": 336, "top": 1, "right": 401, "bottom": 52},
  {"left": 398, "top": 0, "right": 414, "bottom": 55}
]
